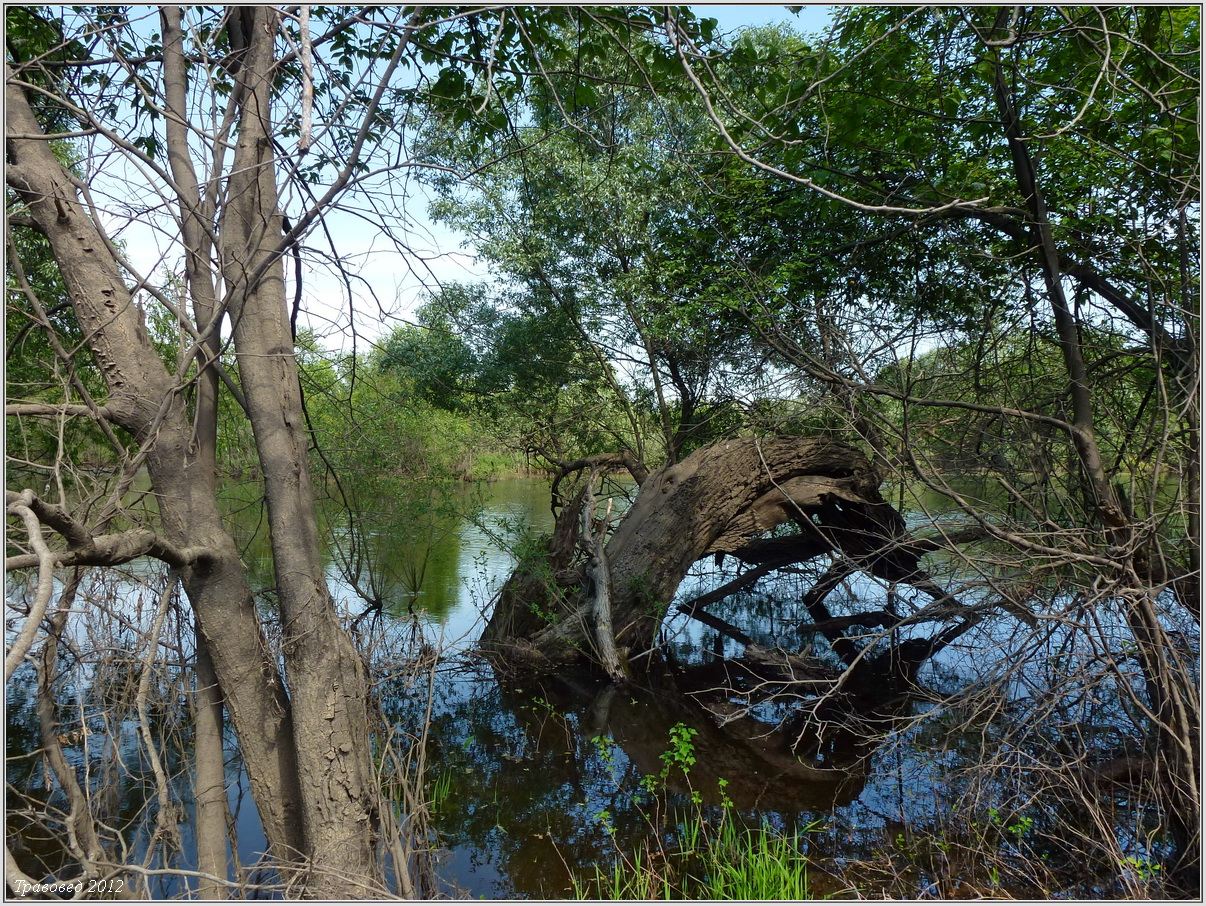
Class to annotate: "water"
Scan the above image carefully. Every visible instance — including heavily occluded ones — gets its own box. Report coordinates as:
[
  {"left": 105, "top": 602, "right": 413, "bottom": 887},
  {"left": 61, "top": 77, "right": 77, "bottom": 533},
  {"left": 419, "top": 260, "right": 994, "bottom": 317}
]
[{"left": 6, "top": 476, "right": 1191, "bottom": 897}]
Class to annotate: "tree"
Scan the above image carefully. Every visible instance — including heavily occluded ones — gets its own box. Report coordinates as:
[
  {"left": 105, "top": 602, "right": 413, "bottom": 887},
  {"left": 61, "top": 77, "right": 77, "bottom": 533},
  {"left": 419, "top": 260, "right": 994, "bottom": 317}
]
[
  {"left": 422, "top": 31, "right": 761, "bottom": 469},
  {"left": 5, "top": 6, "right": 721, "bottom": 894},
  {"left": 662, "top": 5, "right": 1200, "bottom": 883},
  {"left": 5, "top": 5, "right": 394, "bottom": 891}
]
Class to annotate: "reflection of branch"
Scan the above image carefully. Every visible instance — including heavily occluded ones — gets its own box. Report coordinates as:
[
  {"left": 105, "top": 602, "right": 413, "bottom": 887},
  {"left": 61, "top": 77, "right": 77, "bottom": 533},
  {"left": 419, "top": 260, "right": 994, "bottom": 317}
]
[
  {"left": 137, "top": 572, "right": 183, "bottom": 854},
  {"left": 36, "top": 571, "right": 106, "bottom": 873}
]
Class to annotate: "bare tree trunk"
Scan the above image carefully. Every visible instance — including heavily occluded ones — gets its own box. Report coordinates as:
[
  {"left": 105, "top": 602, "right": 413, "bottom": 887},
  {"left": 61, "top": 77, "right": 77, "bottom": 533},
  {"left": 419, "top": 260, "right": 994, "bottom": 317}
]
[
  {"left": 218, "top": 8, "right": 381, "bottom": 895},
  {"left": 582, "top": 485, "right": 625, "bottom": 681},
  {"left": 5, "top": 65, "right": 307, "bottom": 865},
  {"left": 160, "top": 12, "right": 233, "bottom": 892},
  {"left": 192, "top": 629, "right": 230, "bottom": 899}
]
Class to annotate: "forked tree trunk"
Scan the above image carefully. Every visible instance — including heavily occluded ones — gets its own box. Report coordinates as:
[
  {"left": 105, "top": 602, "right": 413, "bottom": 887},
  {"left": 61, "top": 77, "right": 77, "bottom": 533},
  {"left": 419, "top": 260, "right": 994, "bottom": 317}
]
[{"left": 5, "top": 68, "right": 309, "bottom": 865}]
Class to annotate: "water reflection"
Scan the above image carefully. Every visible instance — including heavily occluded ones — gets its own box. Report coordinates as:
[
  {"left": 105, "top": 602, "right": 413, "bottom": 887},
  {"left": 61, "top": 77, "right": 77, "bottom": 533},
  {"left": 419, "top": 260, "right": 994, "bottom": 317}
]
[
  {"left": 7, "top": 476, "right": 1189, "bottom": 897},
  {"left": 378, "top": 661, "right": 867, "bottom": 898}
]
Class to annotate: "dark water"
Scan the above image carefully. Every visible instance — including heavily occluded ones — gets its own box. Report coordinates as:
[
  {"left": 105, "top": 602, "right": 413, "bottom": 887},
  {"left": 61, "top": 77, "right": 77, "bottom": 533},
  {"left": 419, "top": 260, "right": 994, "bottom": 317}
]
[{"left": 6, "top": 477, "right": 1192, "bottom": 897}]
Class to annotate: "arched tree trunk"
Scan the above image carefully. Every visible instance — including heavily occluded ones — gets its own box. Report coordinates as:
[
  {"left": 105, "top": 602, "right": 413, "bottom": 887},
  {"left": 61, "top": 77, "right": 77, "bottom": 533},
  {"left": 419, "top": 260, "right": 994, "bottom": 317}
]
[{"left": 484, "top": 437, "right": 908, "bottom": 668}]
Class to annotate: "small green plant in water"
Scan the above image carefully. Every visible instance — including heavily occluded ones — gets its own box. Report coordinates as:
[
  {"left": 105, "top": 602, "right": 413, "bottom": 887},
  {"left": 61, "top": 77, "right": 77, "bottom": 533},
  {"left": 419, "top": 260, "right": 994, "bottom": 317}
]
[
  {"left": 591, "top": 734, "right": 617, "bottom": 770},
  {"left": 717, "top": 777, "right": 734, "bottom": 811},
  {"left": 595, "top": 807, "right": 615, "bottom": 836},
  {"left": 427, "top": 767, "right": 454, "bottom": 815},
  {"left": 636, "top": 723, "right": 699, "bottom": 802},
  {"left": 662, "top": 722, "right": 698, "bottom": 776},
  {"left": 1005, "top": 815, "right": 1033, "bottom": 839},
  {"left": 1121, "top": 854, "right": 1163, "bottom": 883}
]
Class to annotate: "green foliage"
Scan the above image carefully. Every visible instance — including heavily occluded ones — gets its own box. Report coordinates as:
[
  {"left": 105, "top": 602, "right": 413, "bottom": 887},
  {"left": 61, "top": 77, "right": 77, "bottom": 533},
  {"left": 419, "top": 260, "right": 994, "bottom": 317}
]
[
  {"left": 576, "top": 820, "right": 814, "bottom": 900},
  {"left": 577, "top": 725, "right": 817, "bottom": 901},
  {"left": 376, "top": 312, "right": 478, "bottom": 413},
  {"left": 661, "top": 723, "right": 698, "bottom": 777},
  {"left": 6, "top": 185, "right": 119, "bottom": 481},
  {"left": 419, "top": 33, "right": 779, "bottom": 465},
  {"left": 1121, "top": 854, "right": 1163, "bottom": 884}
]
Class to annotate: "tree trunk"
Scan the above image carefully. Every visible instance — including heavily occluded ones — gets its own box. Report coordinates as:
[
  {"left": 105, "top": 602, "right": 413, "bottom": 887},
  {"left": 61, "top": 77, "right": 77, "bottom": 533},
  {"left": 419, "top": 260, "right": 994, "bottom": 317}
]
[
  {"left": 218, "top": 8, "right": 381, "bottom": 896},
  {"left": 192, "top": 629, "right": 230, "bottom": 899},
  {"left": 484, "top": 437, "right": 897, "bottom": 666},
  {"left": 160, "top": 12, "right": 233, "bottom": 892},
  {"left": 992, "top": 49, "right": 1200, "bottom": 881},
  {"left": 6, "top": 62, "right": 308, "bottom": 866}
]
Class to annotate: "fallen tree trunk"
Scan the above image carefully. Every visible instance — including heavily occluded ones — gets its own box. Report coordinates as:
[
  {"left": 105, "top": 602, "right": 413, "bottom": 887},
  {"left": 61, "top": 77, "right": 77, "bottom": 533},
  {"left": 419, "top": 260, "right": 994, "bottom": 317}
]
[{"left": 483, "top": 436, "right": 909, "bottom": 667}]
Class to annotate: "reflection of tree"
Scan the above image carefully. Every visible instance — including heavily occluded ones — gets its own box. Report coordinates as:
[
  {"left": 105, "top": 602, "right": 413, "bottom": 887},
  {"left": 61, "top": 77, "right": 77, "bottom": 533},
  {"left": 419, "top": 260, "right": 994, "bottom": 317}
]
[
  {"left": 348, "top": 478, "right": 556, "bottom": 624},
  {"left": 220, "top": 476, "right": 476, "bottom": 620},
  {"left": 342, "top": 479, "right": 473, "bottom": 621},
  {"left": 379, "top": 668, "right": 609, "bottom": 897},
  {"left": 377, "top": 663, "right": 865, "bottom": 898}
]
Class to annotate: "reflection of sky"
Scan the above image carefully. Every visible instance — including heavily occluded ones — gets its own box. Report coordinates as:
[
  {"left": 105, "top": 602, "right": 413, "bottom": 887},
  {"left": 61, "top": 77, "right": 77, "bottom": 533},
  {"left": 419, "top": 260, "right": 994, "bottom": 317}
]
[{"left": 11, "top": 470, "right": 1189, "bottom": 896}]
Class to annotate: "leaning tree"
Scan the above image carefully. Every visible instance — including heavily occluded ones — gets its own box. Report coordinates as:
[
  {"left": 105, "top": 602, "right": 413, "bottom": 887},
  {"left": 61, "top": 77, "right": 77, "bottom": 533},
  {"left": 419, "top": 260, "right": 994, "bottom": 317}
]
[
  {"left": 5, "top": 4, "right": 721, "bottom": 896},
  {"left": 473, "top": 7, "right": 1199, "bottom": 893}
]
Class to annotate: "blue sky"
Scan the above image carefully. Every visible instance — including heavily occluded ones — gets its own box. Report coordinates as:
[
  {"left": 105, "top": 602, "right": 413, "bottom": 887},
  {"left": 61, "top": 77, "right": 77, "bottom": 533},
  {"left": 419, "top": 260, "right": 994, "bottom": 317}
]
[
  {"left": 696, "top": 5, "right": 832, "bottom": 36},
  {"left": 109, "top": 6, "right": 834, "bottom": 352}
]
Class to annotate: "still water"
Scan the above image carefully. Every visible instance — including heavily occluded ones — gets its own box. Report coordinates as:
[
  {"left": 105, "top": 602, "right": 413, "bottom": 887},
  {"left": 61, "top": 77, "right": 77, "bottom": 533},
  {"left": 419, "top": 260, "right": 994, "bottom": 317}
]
[{"left": 6, "top": 476, "right": 1174, "bottom": 897}]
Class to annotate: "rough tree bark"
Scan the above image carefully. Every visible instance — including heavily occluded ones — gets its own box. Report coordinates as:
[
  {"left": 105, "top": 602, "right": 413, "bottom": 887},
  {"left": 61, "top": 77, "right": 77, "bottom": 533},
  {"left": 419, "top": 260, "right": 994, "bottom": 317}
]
[
  {"left": 218, "top": 8, "right": 380, "bottom": 896},
  {"left": 484, "top": 436, "right": 906, "bottom": 666},
  {"left": 5, "top": 65, "right": 309, "bottom": 867}
]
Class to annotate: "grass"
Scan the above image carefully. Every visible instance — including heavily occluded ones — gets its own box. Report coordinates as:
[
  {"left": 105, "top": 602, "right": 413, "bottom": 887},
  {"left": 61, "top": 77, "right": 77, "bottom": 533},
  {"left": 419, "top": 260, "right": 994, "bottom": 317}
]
[
  {"left": 426, "top": 767, "right": 454, "bottom": 815},
  {"left": 574, "top": 813, "right": 813, "bottom": 900},
  {"left": 698, "top": 821, "right": 812, "bottom": 899},
  {"left": 573, "top": 723, "right": 816, "bottom": 900}
]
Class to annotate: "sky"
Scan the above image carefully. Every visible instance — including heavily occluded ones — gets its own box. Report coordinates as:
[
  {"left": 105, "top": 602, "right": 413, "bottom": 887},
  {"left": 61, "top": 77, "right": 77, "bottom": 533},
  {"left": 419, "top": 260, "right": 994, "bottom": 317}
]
[
  {"left": 291, "top": 5, "right": 835, "bottom": 352},
  {"left": 701, "top": 4, "right": 832, "bottom": 36},
  {"left": 108, "top": 5, "right": 834, "bottom": 355}
]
